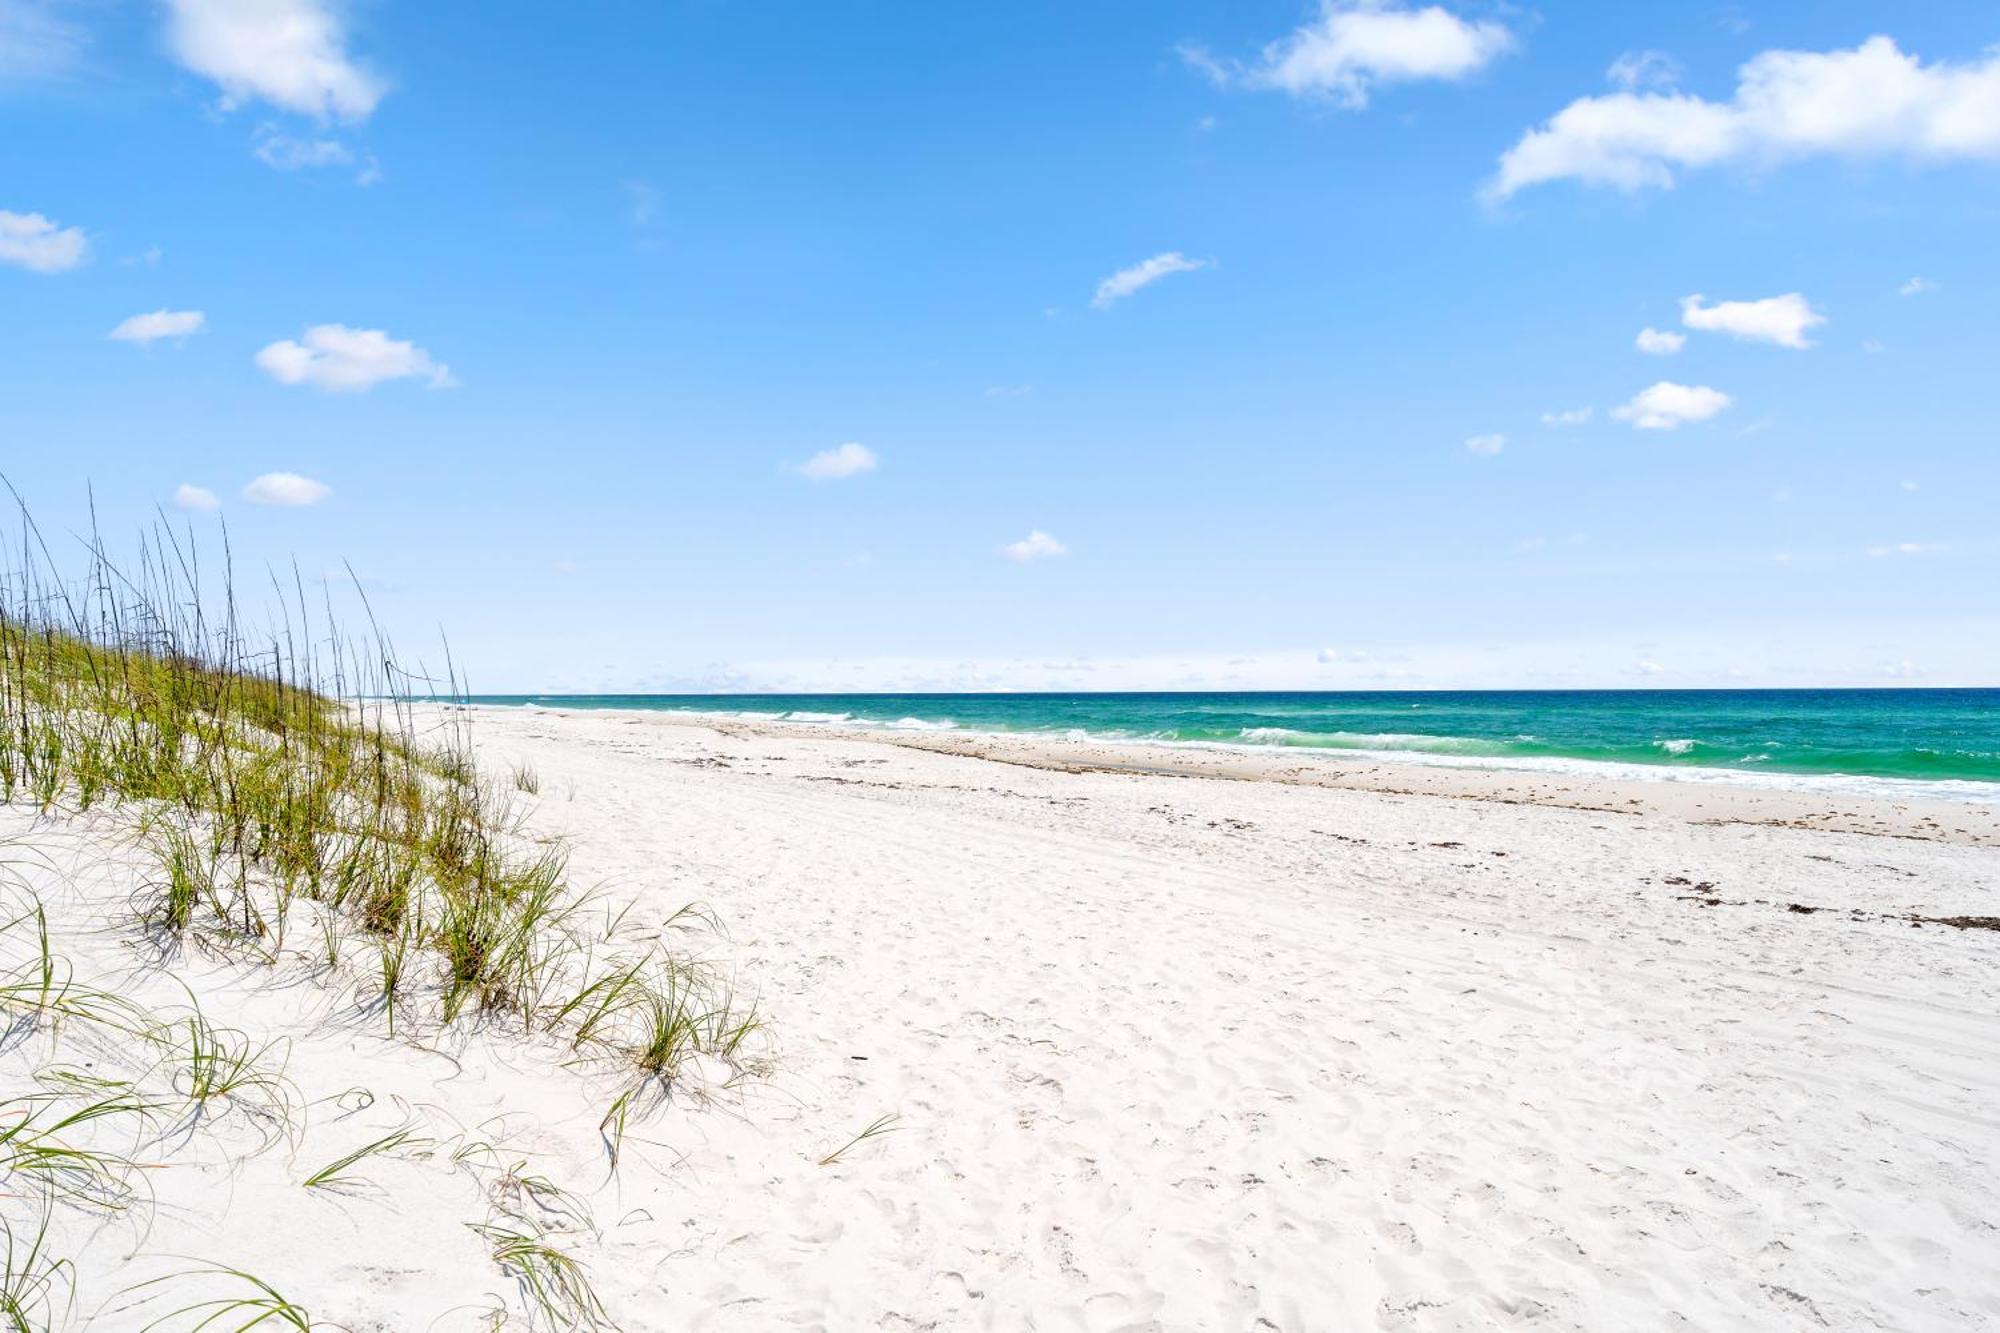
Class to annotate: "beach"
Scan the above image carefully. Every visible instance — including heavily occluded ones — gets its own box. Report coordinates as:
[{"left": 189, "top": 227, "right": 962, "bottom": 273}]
[{"left": 5, "top": 700, "right": 1997, "bottom": 1329}]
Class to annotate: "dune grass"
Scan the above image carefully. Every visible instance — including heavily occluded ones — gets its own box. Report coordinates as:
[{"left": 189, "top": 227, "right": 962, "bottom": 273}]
[
  {"left": 0, "top": 494, "right": 753, "bottom": 1071},
  {"left": 0, "top": 492, "right": 758, "bottom": 1329}
]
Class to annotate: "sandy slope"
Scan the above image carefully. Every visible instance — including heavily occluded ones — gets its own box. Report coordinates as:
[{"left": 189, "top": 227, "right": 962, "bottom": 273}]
[{"left": 6, "top": 705, "right": 1998, "bottom": 1330}]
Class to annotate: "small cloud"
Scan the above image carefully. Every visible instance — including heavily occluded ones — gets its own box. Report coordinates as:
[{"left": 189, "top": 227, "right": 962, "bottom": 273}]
[
  {"left": 1315, "top": 647, "right": 1341, "bottom": 664},
  {"left": 1002, "top": 529, "right": 1067, "bottom": 562},
  {"left": 1681, "top": 292, "right": 1825, "bottom": 348},
  {"left": 109, "top": 309, "right": 206, "bottom": 344},
  {"left": 1861, "top": 338, "right": 1888, "bottom": 355},
  {"left": 0, "top": 209, "right": 88, "bottom": 273},
  {"left": 1630, "top": 660, "right": 1665, "bottom": 676},
  {"left": 1516, "top": 535, "right": 1548, "bottom": 551},
  {"left": 253, "top": 127, "right": 352, "bottom": 169},
  {"left": 1607, "top": 50, "right": 1681, "bottom": 90},
  {"left": 255, "top": 324, "right": 454, "bottom": 392},
  {"left": 793, "top": 442, "right": 878, "bottom": 481},
  {"left": 1195, "top": 114, "right": 1217, "bottom": 133},
  {"left": 242, "top": 472, "right": 331, "bottom": 506},
  {"left": 1899, "top": 479, "right": 1919, "bottom": 492},
  {"left": 1865, "top": 541, "right": 1933, "bottom": 558},
  {"left": 1464, "top": 432, "right": 1506, "bottom": 457},
  {"left": 1092, "top": 251, "right": 1207, "bottom": 310},
  {"left": 120, "top": 245, "right": 164, "bottom": 267},
  {"left": 1880, "top": 659, "right": 1923, "bottom": 679},
  {"left": 1541, "top": 406, "right": 1593, "bottom": 426},
  {"left": 1185, "top": 2, "right": 1514, "bottom": 109},
  {"left": 172, "top": 483, "right": 221, "bottom": 512},
  {"left": 1898, "top": 276, "right": 1936, "bottom": 296},
  {"left": 1635, "top": 327, "right": 1685, "bottom": 355},
  {"left": 164, "top": 0, "right": 385, "bottom": 121},
  {"left": 1612, "top": 381, "right": 1732, "bottom": 430},
  {"left": 553, "top": 559, "right": 579, "bottom": 575}
]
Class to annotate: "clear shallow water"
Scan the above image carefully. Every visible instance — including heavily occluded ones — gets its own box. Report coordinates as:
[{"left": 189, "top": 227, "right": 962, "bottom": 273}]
[{"left": 463, "top": 690, "right": 2000, "bottom": 804}]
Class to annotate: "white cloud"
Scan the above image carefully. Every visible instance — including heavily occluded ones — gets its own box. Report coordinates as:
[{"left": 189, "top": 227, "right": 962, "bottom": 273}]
[
  {"left": 1489, "top": 36, "right": 2000, "bottom": 199},
  {"left": 255, "top": 324, "right": 454, "bottom": 392},
  {"left": 1607, "top": 50, "right": 1681, "bottom": 91},
  {"left": 1680, "top": 291, "right": 1824, "bottom": 348},
  {"left": 242, "top": 472, "right": 331, "bottom": 506},
  {"left": 1635, "top": 327, "right": 1685, "bottom": 355},
  {"left": 1189, "top": 1, "right": 1513, "bottom": 108},
  {"left": 1002, "top": 530, "right": 1067, "bottom": 562},
  {"left": 1611, "top": 381, "right": 1733, "bottom": 430},
  {"left": 164, "top": 0, "right": 384, "bottom": 122},
  {"left": 1866, "top": 540, "right": 1933, "bottom": 557},
  {"left": 1898, "top": 275, "right": 1937, "bottom": 296},
  {"left": 1630, "top": 659, "right": 1666, "bottom": 676},
  {"left": 172, "top": 483, "right": 220, "bottom": 512},
  {"left": 1541, "top": 406, "right": 1593, "bottom": 426},
  {"left": 1315, "top": 647, "right": 1341, "bottom": 663},
  {"left": 0, "top": 209, "right": 87, "bottom": 272},
  {"left": 1899, "top": 479, "right": 1919, "bottom": 492},
  {"left": 794, "top": 442, "right": 878, "bottom": 481},
  {"left": 1092, "top": 251, "right": 1206, "bottom": 309},
  {"left": 252, "top": 126, "right": 353, "bottom": 169},
  {"left": 1464, "top": 432, "right": 1505, "bottom": 456},
  {"left": 109, "top": 309, "right": 206, "bottom": 343},
  {"left": 0, "top": 0, "right": 89, "bottom": 81}
]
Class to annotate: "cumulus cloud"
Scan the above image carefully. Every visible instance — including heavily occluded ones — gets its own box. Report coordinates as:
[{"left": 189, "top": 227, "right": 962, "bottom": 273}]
[
  {"left": 1611, "top": 381, "right": 1732, "bottom": 430},
  {"left": 1635, "top": 327, "right": 1685, "bottom": 355},
  {"left": 794, "top": 442, "right": 878, "bottom": 481},
  {"left": 164, "top": 0, "right": 384, "bottom": 121},
  {"left": 172, "top": 483, "right": 221, "bottom": 511},
  {"left": 1680, "top": 292, "right": 1824, "bottom": 348},
  {"left": 1541, "top": 406, "right": 1593, "bottom": 426},
  {"left": 1898, "top": 275, "right": 1937, "bottom": 296},
  {"left": 1002, "top": 530, "right": 1067, "bottom": 562},
  {"left": 109, "top": 309, "right": 205, "bottom": 343},
  {"left": 1488, "top": 36, "right": 2000, "bottom": 199},
  {"left": 1316, "top": 647, "right": 1342, "bottom": 663},
  {"left": 1092, "top": 251, "right": 1206, "bottom": 309},
  {"left": 1463, "top": 432, "right": 1505, "bottom": 456},
  {"left": 255, "top": 324, "right": 454, "bottom": 392},
  {"left": 0, "top": 209, "right": 87, "bottom": 272},
  {"left": 1186, "top": 1, "right": 1513, "bottom": 108},
  {"left": 242, "top": 472, "right": 331, "bottom": 506}
]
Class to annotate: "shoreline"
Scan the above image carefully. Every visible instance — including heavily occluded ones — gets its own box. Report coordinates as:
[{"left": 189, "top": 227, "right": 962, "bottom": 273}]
[{"left": 467, "top": 703, "right": 2000, "bottom": 847}]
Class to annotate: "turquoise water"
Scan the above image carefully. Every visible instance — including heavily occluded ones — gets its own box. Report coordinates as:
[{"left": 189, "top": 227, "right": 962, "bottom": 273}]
[{"left": 465, "top": 690, "right": 2000, "bottom": 803}]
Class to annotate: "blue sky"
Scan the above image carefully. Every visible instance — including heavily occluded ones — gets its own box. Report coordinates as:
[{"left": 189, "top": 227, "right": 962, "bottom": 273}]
[{"left": 3, "top": 0, "right": 1997, "bottom": 691}]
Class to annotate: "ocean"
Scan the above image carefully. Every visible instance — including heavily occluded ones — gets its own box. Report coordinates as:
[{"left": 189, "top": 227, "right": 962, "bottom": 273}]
[{"left": 464, "top": 689, "right": 2000, "bottom": 804}]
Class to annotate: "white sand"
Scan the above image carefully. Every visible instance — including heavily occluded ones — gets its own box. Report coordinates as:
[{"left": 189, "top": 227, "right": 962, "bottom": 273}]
[{"left": 5, "top": 704, "right": 1997, "bottom": 1330}]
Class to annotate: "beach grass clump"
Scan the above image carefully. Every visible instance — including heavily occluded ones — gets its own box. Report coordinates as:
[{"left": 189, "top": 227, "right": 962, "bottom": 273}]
[
  {"left": 0, "top": 495, "right": 754, "bottom": 1075},
  {"left": 0, "top": 492, "right": 758, "bottom": 1329}
]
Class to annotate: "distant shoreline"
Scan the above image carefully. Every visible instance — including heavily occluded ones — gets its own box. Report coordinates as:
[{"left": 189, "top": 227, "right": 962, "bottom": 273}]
[
  {"left": 457, "top": 702, "right": 2000, "bottom": 846},
  {"left": 451, "top": 688, "right": 2000, "bottom": 813}
]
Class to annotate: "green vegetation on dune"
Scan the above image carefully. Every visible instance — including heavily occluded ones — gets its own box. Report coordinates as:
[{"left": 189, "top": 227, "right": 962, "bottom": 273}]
[{"left": 0, "top": 495, "right": 757, "bottom": 1329}]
